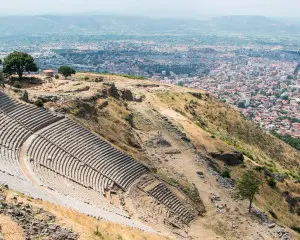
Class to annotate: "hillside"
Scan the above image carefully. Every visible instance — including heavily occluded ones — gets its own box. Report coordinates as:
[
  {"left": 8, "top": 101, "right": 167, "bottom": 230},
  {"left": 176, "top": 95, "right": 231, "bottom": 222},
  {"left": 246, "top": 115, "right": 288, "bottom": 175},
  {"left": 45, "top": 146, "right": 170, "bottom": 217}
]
[
  {"left": 0, "top": 73, "right": 299, "bottom": 239},
  {"left": 0, "top": 14, "right": 299, "bottom": 36}
]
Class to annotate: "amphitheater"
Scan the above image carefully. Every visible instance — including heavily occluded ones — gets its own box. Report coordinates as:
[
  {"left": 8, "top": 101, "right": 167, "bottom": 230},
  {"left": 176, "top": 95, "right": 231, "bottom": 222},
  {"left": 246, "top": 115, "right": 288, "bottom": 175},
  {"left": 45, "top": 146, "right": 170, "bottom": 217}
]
[{"left": 0, "top": 90, "right": 197, "bottom": 230}]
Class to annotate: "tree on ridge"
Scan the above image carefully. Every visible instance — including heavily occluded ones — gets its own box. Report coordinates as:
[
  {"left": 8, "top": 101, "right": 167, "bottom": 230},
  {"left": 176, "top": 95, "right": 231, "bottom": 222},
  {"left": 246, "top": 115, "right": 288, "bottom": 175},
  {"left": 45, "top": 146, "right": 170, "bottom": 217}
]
[
  {"left": 3, "top": 51, "right": 38, "bottom": 80},
  {"left": 58, "top": 66, "right": 76, "bottom": 79}
]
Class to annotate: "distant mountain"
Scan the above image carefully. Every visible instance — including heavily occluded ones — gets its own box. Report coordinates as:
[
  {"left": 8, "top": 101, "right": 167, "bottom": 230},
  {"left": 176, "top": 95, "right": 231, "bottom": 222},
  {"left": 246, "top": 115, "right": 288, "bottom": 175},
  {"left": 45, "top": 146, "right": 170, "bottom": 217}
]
[
  {"left": 0, "top": 14, "right": 299, "bottom": 36},
  {"left": 209, "top": 15, "right": 300, "bottom": 35}
]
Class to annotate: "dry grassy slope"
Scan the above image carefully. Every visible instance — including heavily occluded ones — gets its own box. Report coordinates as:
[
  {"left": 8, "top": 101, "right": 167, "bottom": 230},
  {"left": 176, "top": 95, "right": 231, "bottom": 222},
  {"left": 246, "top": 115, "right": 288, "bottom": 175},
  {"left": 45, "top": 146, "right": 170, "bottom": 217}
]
[
  {"left": 152, "top": 90, "right": 300, "bottom": 233},
  {"left": 155, "top": 91, "right": 300, "bottom": 175}
]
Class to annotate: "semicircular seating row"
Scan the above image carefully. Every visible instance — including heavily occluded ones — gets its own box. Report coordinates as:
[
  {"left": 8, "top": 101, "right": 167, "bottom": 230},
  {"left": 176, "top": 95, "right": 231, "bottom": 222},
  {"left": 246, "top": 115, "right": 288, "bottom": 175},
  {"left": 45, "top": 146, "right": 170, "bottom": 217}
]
[
  {"left": 0, "top": 92, "right": 64, "bottom": 132},
  {"left": 0, "top": 91, "right": 65, "bottom": 178},
  {"left": 27, "top": 118, "right": 148, "bottom": 192},
  {"left": 0, "top": 91, "right": 196, "bottom": 223},
  {"left": 138, "top": 175, "right": 196, "bottom": 224}
]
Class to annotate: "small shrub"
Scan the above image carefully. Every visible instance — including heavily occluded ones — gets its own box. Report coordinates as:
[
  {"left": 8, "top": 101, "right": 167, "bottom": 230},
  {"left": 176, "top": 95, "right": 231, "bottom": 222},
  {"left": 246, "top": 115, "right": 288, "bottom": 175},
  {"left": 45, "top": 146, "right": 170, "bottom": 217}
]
[
  {"left": 54, "top": 74, "right": 59, "bottom": 79},
  {"left": 291, "top": 226, "right": 300, "bottom": 234},
  {"left": 221, "top": 170, "right": 231, "bottom": 179},
  {"left": 267, "top": 177, "right": 277, "bottom": 188},
  {"left": 211, "top": 134, "right": 216, "bottom": 139},
  {"left": 268, "top": 210, "right": 278, "bottom": 219},
  {"left": 34, "top": 99, "right": 44, "bottom": 108},
  {"left": 13, "top": 81, "right": 21, "bottom": 88},
  {"left": 177, "top": 81, "right": 184, "bottom": 87},
  {"left": 116, "top": 234, "right": 123, "bottom": 240},
  {"left": 84, "top": 76, "right": 89, "bottom": 81},
  {"left": 93, "top": 225, "right": 104, "bottom": 239}
]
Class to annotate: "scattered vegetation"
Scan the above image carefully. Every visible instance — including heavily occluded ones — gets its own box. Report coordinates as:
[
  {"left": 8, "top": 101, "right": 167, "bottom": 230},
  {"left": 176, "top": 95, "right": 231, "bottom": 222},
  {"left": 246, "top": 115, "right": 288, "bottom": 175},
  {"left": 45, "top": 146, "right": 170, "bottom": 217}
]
[
  {"left": 236, "top": 170, "right": 262, "bottom": 212},
  {"left": 221, "top": 170, "right": 231, "bottom": 179},
  {"left": 267, "top": 177, "right": 277, "bottom": 188},
  {"left": 34, "top": 99, "right": 44, "bottom": 108},
  {"left": 102, "top": 72, "right": 146, "bottom": 80},
  {"left": 93, "top": 225, "right": 104, "bottom": 239},
  {"left": 268, "top": 210, "right": 278, "bottom": 220},
  {"left": 13, "top": 80, "right": 21, "bottom": 89},
  {"left": 116, "top": 234, "right": 123, "bottom": 240},
  {"left": 291, "top": 226, "right": 300, "bottom": 234},
  {"left": 54, "top": 74, "right": 59, "bottom": 79},
  {"left": 272, "top": 130, "right": 300, "bottom": 151}
]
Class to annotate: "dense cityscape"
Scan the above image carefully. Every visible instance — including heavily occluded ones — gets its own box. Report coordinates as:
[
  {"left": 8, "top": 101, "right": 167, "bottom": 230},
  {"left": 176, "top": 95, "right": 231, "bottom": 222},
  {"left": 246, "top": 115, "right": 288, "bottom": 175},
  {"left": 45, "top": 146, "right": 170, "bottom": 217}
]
[
  {"left": 0, "top": 15, "right": 299, "bottom": 144},
  {"left": 164, "top": 51, "right": 300, "bottom": 139}
]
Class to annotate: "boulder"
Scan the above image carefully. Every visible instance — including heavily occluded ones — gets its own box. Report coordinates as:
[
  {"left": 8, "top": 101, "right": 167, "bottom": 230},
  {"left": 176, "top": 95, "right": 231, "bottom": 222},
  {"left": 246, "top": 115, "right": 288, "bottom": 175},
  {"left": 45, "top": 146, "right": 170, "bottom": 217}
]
[
  {"left": 268, "top": 223, "right": 276, "bottom": 228},
  {"left": 134, "top": 96, "right": 143, "bottom": 102},
  {"left": 210, "top": 151, "right": 244, "bottom": 165},
  {"left": 121, "top": 89, "right": 134, "bottom": 101}
]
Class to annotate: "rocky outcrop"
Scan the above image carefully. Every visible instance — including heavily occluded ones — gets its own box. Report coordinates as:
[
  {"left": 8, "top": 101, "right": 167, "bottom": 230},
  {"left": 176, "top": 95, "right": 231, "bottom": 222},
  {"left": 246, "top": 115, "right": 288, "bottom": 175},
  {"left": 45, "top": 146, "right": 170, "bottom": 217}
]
[
  {"left": 104, "top": 82, "right": 119, "bottom": 98},
  {"left": 188, "top": 92, "right": 203, "bottom": 99},
  {"left": 75, "top": 100, "right": 98, "bottom": 119},
  {"left": 38, "top": 95, "right": 59, "bottom": 103},
  {"left": 210, "top": 151, "right": 244, "bottom": 165},
  {"left": 146, "top": 136, "right": 171, "bottom": 148},
  {"left": 121, "top": 89, "right": 134, "bottom": 101},
  {"left": 0, "top": 187, "right": 78, "bottom": 240}
]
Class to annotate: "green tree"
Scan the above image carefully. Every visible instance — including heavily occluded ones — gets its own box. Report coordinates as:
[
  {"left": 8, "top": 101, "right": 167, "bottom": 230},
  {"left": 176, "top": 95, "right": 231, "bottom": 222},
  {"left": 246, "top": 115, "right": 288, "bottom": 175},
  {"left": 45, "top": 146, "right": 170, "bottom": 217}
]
[
  {"left": 281, "top": 95, "right": 289, "bottom": 101},
  {"left": 238, "top": 101, "right": 246, "bottom": 108},
  {"left": 58, "top": 66, "right": 76, "bottom": 78},
  {"left": 236, "top": 170, "right": 262, "bottom": 212},
  {"left": 3, "top": 52, "right": 38, "bottom": 80}
]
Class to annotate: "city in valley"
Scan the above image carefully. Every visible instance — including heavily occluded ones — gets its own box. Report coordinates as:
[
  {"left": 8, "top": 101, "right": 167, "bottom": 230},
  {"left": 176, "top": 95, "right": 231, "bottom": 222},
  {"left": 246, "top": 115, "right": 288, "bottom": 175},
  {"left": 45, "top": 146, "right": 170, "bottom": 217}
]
[{"left": 1, "top": 16, "right": 299, "bottom": 140}]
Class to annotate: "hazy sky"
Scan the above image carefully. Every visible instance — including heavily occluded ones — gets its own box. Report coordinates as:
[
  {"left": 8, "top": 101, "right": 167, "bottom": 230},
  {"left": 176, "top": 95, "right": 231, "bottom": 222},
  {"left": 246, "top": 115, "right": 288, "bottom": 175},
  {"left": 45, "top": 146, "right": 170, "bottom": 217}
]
[{"left": 1, "top": 0, "right": 300, "bottom": 18}]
